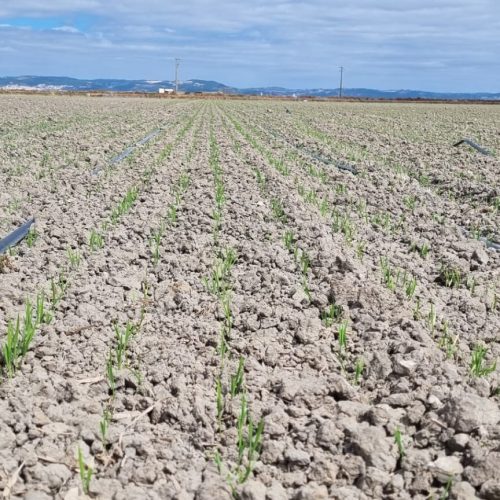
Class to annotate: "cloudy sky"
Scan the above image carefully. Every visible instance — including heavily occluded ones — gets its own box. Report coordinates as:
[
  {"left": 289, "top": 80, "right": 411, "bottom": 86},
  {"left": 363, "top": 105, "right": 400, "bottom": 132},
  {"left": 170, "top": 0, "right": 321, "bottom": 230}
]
[{"left": 0, "top": 1, "right": 499, "bottom": 91}]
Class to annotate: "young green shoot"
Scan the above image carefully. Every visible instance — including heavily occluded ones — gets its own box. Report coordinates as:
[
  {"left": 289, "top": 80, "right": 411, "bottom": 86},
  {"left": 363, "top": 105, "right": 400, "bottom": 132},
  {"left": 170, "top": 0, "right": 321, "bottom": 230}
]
[
  {"left": 77, "top": 446, "right": 93, "bottom": 495},
  {"left": 394, "top": 427, "right": 405, "bottom": 459},
  {"left": 36, "top": 291, "right": 52, "bottom": 325},
  {"left": 114, "top": 322, "right": 136, "bottom": 369},
  {"left": 106, "top": 351, "right": 116, "bottom": 395},
  {"left": 89, "top": 229, "right": 104, "bottom": 251},
  {"left": 470, "top": 344, "right": 497, "bottom": 377},
  {"left": 338, "top": 320, "right": 348, "bottom": 353},
  {"left": 354, "top": 357, "right": 364, "bottom": 385},
  {"left": 26, "top": 228, "right": 38, "bottom": 248},
  {"left": 100, "top": 407, "right": 112, "bottom": 447},
  {"left": 321, "top": 303, "right": 343, "bottom": 327},
  {"left": 216, "top": 376, "right": 224, "bottom": 433},
  {"left": 66, "top": 247, "right": 81, "bottom": 269},
  {"left": 271, "top": 198, "right": 287, "bottom": 222},
  {"left": 230, "top": 357, "right": 245, "bottom": 397}
]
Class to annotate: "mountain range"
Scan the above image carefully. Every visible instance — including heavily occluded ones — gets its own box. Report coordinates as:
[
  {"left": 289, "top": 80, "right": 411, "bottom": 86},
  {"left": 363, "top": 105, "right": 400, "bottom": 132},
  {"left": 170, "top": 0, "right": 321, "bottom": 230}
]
[{"left": 1, "top": 75, "right": 499, "bottom": 100}]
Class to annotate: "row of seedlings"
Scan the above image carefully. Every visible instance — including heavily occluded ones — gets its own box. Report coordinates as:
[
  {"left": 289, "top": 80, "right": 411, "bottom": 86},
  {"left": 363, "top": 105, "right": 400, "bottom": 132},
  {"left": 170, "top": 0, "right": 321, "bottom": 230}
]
[{"left": 204, "top": 122, "right": 265, "bottom": 494}]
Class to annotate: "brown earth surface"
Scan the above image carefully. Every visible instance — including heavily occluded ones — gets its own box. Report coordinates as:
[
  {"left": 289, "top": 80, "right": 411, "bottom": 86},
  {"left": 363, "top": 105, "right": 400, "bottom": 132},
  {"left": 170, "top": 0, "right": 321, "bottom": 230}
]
[{"left": 0, "top": 95, "right": 499, "bottom": 500}]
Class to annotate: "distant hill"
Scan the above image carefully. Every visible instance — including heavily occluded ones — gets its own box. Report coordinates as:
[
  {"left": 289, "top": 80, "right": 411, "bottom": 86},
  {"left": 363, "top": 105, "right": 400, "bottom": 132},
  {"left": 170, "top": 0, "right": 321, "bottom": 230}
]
[{"left": 1, "top": 75, "right": 499, "bottom": 100}]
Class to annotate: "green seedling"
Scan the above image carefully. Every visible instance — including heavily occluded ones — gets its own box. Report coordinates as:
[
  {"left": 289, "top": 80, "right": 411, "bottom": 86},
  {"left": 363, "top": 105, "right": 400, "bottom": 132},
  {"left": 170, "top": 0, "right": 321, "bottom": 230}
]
[
  {"left": 136, "top": 281, "right": 151, "bottom": 330},
  {"left": 410, "top": 241, "right": 430, "bottom": 258},
  {"left": 405, "top": 277, "right": 417, "bottom": 299},
  {"left": 427, "top": 304, "right": 437, "bottom": 334},
  {"left": 218, "top": 324, "right": 229, "bottom": 365},
  {"left": 283, "top": 230, "right": 295, "bottom": 252},
  {"left": 100, "top": 407, "right": 112, "bottom": 446},
  {"left": 216, "top": 377, "right": 224, "bottom": 432},
  {"left": 394, "top": 427, "right": 405, "bottom": 458},
  {"left": 221, "top": 290, "right": 233, "bottom": 333},
  {"left": 237, "top": 405, "right": 264, "bottom": 483},
  {"left": 490, "top": 196, "right": 500, "bottom": 213},
  {"left": 354, "top": 357, "right": 364, "bottom": 385},
  {"left": 380, "top": 257, "right": 396, "bottom": 291},
  {"left": 439, "top": 323, "right": 459, "bottom": 359},
  {"left": 66, "top": 247, "right": 81, "bottom": 269},
  {"left": 214, "top": 449, "right": 224, "bottom": 475},
  {"left": 466, "top": 276, "right": 476, "bottom": 295},
  {"left": 321, "top": 303, "right": 343, "bottom": 327},
  {"left": 89, "top": 229, "right": 104, "bottom": 251},
  {"left": 214, "top": 182, "right": 225, "bottom": 210},
  {"left": 77, "top": 446, "right": 93, "bottom": 495},
  {"left": 356, "top": 241, "right": 365, "bottom": 261},
  {"left": 151, "top": 239, "right": 160, "bottom": 266},
  {"left": 299, "top": 251, "right": 310, "bottom": 276},
  {"left": 253, "top": 168, "right": 266, "bottom": 190},
  {"left": 106, "top": 351, "right": 116, "bottom": 395},
  {"left": 271, "top": 198, "right": 287, "bottom": 222},
  {"left": 167, "top": 204, "right": 177, "bottom": 225},
  {"left": 203, "top": 247, "right": 237, "bottom": 296},
  {"left": 470, "top": 344, "right": 497, "bottom": 377},
  {"left": 440, "top": 264, "right": 462, "bottom": 288},
  {"left": 338, "top": 320, "right": 348, "bottom": 353},
  {"left": 2, "top": 300, "right": 38, "bottom": 376},
  {"left": 50, "top": 273, "right": 67, "bottom": 310},
  {"left": 114, "top": 322, "right": 136, "bottom": 369},
  {"left": 2, "top": 317, "right": 21, "bottom": 377},
  {"left": 335, "top": 183, "right": 346, "bottom": 195},
  {"left": 318, "top": 169, "right": 328, "bottom": 184},
  {"left": 230, "top": 357, "right": 245, "bottom": 397},
  {"left": 403, "top": 195, "right": 417, "bottom": 211},
  {"left": 419, "top": 243, "right": 430, "bottom": 258},
  {"left": 36, "top": 291, "right": 52, "bottom": 325},
  {"left": 440, "top": 477, "right": 453, "bottom": 500},
  {"left": 413, "top": 297, "right": 422, "bottom": 320},
  {"left": 332, "top": 211, "right": 355, "bottom": 242},
  {"left": 302, "top": 276, "right": 312, "bottom": 302},
  {"left": 305, "top": 189, "right": 318, "bottom": 205},
  {"left": 110, "top": 186, "right": 138, "bottom": 224},
  {"left": 178, "top": 172, "right": 190, "bottom": 192},
  {"left": 319, "top": 197, "right": 330, "bottom": 217},
  {"left": 26, "top": 228, "right": 38, "bottom": 248}
]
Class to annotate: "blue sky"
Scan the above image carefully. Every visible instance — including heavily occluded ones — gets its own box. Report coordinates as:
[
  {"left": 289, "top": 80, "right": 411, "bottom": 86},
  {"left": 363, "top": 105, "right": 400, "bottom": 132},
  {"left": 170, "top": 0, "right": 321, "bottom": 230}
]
[{"left": 0, "top": 1, "right": 499, "bottom": 91}]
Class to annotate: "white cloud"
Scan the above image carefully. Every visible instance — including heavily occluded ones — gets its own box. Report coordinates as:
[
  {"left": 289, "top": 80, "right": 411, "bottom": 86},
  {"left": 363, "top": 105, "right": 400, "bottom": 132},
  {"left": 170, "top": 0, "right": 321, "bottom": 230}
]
[{"left": 52, "top": 25, "right": 80, "bottom": 33}]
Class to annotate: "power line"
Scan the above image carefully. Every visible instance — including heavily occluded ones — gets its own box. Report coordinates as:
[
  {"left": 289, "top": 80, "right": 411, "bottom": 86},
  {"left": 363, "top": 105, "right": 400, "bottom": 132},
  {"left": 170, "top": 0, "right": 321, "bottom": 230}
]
[
  {"left": 339, "top": 66, "right": 344, "bottom": 98},
  {"left": 175, "top": 58, "right": 181, "bottom": 93}
]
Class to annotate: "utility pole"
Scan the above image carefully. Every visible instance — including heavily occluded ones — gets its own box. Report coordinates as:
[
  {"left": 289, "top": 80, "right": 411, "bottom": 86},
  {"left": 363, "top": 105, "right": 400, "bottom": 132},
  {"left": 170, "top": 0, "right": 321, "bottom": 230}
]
[
  {"left": 174, "top": 58, "right": 181, "bottom": 93},
  {"left": 339, "top": 66, "right": 344, "bottom": 98}
]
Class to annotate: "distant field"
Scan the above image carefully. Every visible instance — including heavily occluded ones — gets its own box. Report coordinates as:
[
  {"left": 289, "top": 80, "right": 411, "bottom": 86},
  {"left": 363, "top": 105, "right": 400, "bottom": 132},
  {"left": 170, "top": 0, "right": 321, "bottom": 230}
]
[{"left": 0, "top": 95, "right": 499, "bottom": 499}]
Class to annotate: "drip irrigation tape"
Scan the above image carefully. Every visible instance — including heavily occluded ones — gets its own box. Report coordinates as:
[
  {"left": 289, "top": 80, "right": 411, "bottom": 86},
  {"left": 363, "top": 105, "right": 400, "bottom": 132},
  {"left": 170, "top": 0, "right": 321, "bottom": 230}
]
[
  {"left": 136, "top": 129, "right": 161, "bottom": 146},
  {"left": 0, "top": 218, "right": 35, "bottom": 254},
  {"left": 109, "top": 146, "right": 135, "bottom": 166},
  {"left": 453, "top": 139, "right": 492, "bottom": 156},
  {"left": 252, "top": 122, "right": 358, "bottom": 175},
  {"left": 92, "top": 128, "right": 162, "bottom": 175},
  {"left": 481, "top": 237, "right": 500, "bottom": 251},
  {"left": 459, "top": 226, "right": 500, "bottom": 252}
]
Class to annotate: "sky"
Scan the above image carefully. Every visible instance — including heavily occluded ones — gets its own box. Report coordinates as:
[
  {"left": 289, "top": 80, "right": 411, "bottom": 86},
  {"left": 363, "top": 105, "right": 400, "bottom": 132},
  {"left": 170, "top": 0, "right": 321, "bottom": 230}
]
[{"left": 0, "top": 1, "right": 499, "bottom": 92}]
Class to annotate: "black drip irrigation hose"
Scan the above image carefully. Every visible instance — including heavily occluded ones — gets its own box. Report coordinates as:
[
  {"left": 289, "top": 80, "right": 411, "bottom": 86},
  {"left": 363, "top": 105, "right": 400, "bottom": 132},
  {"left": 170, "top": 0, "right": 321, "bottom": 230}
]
[
  {"left": 0, "top": 218, "right": 35, "bottom": 254},
  {"left": 251, "top": 121, "right": 358, "bottom": 175},
  {"left": 459, "top": 226, "right": 500, "bottom": 252},
  {"left": 481, "top": 237, "right": 500, "bottom": 251},
  {"left": 453, "top": 139, "right": 492, "bottom": 156},
  {"left": 92, "top": 128, "right": 162, "bottom": 175}
]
